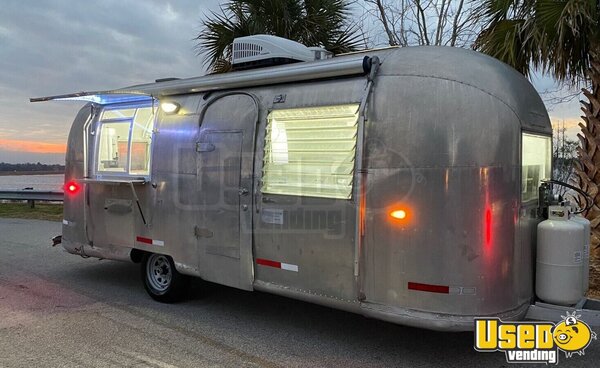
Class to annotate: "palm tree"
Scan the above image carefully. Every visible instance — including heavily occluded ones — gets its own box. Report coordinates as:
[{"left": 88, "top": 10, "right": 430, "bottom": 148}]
[
  {"left": 475, "top": 1, "right": 600, "bottom": 241},
  {"left": 195, "top": 0, "right": 364, "bottom": 73}
]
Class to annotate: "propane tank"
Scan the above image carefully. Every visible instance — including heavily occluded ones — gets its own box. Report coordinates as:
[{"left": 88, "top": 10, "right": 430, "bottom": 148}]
[
  {"left": 536, "top": 205, "right": 584, "bottom": 305},
  {"left": 570, "top": 211, "right": 591, "bottom": 293}
]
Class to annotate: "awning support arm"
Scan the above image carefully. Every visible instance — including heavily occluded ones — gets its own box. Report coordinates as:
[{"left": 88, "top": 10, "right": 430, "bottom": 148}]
[{"left": 129, "top": 182, "right": 147, "bottom": 226}]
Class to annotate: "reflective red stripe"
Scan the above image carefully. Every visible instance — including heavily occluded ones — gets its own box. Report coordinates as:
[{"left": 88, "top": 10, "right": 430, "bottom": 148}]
[
  {"left": 408, "top": 282, "right": 449, "bottom": 294},
  {"left": 136, "top": 236, "right": 153, "bottom": 245},
  {"left": 256, "top": 258, "right": 281, "bottom": 268}
]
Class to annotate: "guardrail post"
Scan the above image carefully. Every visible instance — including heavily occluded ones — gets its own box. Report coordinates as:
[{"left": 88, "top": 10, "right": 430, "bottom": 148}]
[{"left": 27, "top": 199, "right": 35, "bottom": 209}]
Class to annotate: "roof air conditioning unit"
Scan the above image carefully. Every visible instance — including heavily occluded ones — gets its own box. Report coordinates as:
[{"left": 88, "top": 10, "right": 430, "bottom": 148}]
[
  {"left": 308, "top": 47, "right": 334, "bottom": 60},
  {"left": 231, "top": 35, "right": 323, "bottom": 70}
]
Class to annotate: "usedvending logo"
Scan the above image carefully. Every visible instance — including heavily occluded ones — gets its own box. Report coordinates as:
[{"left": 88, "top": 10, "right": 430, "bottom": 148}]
[{"left": 474, "top": 312, "right": 597, "bottom": 364}]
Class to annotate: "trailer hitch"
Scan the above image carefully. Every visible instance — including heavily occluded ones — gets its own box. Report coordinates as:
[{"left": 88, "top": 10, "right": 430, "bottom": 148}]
[{"left": 51, "top": 235, "right": 62, "bottom": 247}]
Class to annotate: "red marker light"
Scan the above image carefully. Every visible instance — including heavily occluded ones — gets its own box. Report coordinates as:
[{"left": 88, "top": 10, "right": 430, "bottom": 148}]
[
  {"left": 485, "top": 206, "right": 492, "bottom": 248},
  {"left": 65, "top": 181, "right": 79, "bottom": 194}
]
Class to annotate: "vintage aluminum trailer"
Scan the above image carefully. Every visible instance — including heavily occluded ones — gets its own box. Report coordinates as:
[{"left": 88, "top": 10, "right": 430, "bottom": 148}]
[{"left": 32, "top": 40, "right": 555, "bottom": 331}]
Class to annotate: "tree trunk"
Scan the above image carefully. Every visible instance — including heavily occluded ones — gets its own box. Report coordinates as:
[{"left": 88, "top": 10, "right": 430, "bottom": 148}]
[
  {"left": 575, "top": 48, "right": 600, "bottom": 295},
  {"left": 575, "top": 49, "right": 600, "bottom": 246}
]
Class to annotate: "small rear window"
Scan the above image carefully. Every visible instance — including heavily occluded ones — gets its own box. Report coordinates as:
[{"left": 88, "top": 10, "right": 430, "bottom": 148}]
[{"left": 522, "top": 133, "right": 551, "bottom": 202}]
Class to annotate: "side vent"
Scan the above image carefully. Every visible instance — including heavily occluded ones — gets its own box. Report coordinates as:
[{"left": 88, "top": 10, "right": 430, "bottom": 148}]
[{"left": 233, "top": 42, "right": 264, "bottom": 60}]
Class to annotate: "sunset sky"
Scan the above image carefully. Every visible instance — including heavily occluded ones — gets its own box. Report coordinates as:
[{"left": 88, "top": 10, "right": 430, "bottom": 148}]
[{"left": 0, "top": 0, "right": 584, "bottom": 164}]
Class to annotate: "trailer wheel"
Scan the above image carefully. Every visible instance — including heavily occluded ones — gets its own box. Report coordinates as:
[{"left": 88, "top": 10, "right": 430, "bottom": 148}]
[{"left": 142, "top": 253, "right": 189, "bottom": 303}]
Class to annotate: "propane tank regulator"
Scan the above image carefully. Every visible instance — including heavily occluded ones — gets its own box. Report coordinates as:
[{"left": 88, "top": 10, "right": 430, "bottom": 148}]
[{"left": 537, "top": 179, "right": 593, "bottom": 220}]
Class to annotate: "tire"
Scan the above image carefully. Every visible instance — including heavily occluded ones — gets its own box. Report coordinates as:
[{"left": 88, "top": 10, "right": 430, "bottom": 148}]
[{"left": 141, "top": 253, "right": 190, "bottom": 303}]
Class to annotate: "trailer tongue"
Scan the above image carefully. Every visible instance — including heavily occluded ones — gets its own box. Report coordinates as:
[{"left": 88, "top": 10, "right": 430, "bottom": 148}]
[{"left": 527, "top": 298, "right": 600, "bottom": 326}]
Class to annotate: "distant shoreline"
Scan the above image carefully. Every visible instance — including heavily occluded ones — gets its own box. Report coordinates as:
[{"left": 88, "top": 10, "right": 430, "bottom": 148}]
[{"left": 0, "top": 171, "right": 64, "bottom": 176}]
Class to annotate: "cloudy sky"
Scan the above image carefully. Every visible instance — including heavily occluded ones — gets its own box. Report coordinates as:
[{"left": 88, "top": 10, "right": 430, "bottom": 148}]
[
  {"left": 0, "top": 0, "right": 583, "bottom": 164},
  {"left": 0, "top": 0, "right": 220, "bottom": 163}
]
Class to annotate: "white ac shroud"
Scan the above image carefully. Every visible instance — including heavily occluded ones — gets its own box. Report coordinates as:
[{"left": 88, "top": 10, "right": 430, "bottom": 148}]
[{"left": 232, "top": 35, "right": 330, "bottom": 66}]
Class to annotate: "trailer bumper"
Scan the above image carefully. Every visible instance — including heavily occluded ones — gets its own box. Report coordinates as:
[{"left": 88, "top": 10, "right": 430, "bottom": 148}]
[
  {"left": 359, "top": 302, "right": 531, "bottom": 332},
  {"left": 526, "top": 298, "right": 600, "bottom": 326},
  {"left": 61, "top": 239, "right": 133, "bottom": 262}
]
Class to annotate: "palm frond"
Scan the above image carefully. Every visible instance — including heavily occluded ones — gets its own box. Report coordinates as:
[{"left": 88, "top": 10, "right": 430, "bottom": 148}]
[
  {"left": 475, "top": 0, "right": 600, "bottom": 87},
  {"left": 476, "top": 19, "right": 536, "bottom": 76},
  {"left": 536, "top": 0, "right": 598, "bottom": 82},
  {"left": 195, "top": 0, "right": 363, "bottom": 72}
]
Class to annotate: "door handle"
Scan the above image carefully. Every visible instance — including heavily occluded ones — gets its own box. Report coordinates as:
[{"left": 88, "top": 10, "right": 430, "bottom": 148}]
[
  {"left": 238, "top": 187, "right": 249, "bottom": 196},
  {"left": 262, "top": 196, "right": 276, "bottom": 203},
  {"left": 196, "top": 142, "right": 215, "bottom": 152}
]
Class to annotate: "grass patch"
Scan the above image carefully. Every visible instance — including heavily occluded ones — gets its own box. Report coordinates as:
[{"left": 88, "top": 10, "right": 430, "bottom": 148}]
[{"left": 0, "top": 202, "right": 63, "bottom": 221}]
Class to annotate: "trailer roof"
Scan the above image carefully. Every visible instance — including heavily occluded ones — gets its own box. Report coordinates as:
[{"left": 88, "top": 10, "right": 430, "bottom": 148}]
[{"left": 28, "top": 45, "right": 552, "bottom": 135}]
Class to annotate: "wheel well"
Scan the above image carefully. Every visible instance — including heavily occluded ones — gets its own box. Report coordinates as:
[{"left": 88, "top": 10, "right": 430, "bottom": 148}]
[{"left": 130, "top": 248, "right": 147, "bottom": 263}]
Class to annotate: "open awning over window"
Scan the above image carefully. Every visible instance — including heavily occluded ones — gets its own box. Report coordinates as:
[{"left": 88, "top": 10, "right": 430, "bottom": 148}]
[
  {"left": 30, "top": 54, "right": 374, "bottom": 105},
  {"left": 29, "top": 91, "right": 153, "bottom": 105}
]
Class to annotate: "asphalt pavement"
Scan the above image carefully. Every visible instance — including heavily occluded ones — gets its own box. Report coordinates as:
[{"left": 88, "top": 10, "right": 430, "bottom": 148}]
[{"left": 0, "top": 218, "right": 598, "bottom": 367}]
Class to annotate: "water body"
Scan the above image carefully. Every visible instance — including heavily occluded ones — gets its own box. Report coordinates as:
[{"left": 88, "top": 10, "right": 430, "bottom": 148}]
[{"left": 0, "top": 174, "right": 64, "bottom": 191}]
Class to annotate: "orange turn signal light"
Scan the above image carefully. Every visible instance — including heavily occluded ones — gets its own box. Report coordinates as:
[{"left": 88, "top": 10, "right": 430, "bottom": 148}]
[{"left": 390, "top": 209, "right": 407, "bottom": 220}]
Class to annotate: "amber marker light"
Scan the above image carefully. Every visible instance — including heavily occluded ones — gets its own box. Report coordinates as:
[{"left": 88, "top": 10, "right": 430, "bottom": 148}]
[
  {"left": 390, "top": 209, "right": 407, "bottom": 220},
  {"left": 388, "top": 206, "right": 415, "bottom": 227}
]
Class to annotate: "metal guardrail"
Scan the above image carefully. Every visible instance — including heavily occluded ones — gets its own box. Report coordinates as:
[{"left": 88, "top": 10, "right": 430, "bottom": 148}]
[{"left": 0, "top": 190, "right": 64, "bottom": 207}]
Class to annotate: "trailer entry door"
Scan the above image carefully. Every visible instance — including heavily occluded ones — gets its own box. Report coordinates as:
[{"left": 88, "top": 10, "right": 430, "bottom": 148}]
[
  {"left": 195, "top": 94, "right": 258, "bottom": 291},
  {"left": 197, "top": 131, "right": 243, "bottom": 260}
]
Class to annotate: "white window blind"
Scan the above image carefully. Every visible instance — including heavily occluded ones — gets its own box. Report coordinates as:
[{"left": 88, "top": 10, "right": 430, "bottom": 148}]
[{"left": 262, "top": 104, "right": 360, "bottom": 199}]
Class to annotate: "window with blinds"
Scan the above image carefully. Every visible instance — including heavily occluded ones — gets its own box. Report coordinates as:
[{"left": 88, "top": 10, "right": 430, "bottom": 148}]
[{"left": 262, "top": 104, "right": 360, "bottom": 199}]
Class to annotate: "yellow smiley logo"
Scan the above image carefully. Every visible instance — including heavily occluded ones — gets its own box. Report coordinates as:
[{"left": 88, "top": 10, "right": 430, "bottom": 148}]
[{"left": 552, "top": 313, "right": 597, "bottom": 357}]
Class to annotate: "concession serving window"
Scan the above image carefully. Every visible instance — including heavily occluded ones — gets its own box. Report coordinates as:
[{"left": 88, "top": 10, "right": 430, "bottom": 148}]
[{"left": 95, "top": 105, "right": 155, "bottom": 178}]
